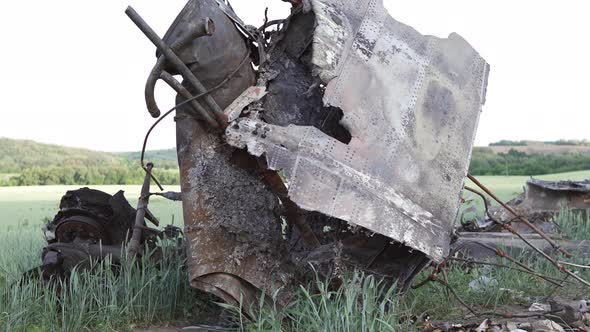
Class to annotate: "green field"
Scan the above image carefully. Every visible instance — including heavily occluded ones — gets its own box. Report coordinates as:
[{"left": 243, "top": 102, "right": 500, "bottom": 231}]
[
  {"left": 463, "top": 170, "right": 590, "bottom": 213},
  {"left": 1, "top": 170, "right": 587, "bottom": 228},
  {"left": 1, "top": 172, "right": 589, "bottom": 331},
  {"left": 0, "top": 185, "right": 183, "bottom": 228}
]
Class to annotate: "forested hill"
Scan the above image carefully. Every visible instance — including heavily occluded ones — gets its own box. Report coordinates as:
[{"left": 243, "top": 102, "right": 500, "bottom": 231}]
[
  {"left": 0, "top": 138, "right": 178, "bottom": 186},
  {"left": 2, "top": 137, "right": 590, "bottom": 186}
]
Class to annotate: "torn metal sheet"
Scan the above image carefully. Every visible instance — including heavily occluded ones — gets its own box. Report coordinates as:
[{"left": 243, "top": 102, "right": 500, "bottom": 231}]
[
  {"left": 226, "top": 119, "right": 446, "bottom": 259},
  {"left": 526, "top": 179, "right": 590, "bottom": 211},
  {"left": 484, "top": 179, "right": 590, "bottom": 233},
  {"left": 223, "top": 86, "right": 267, "bottom": 122},
  {"left": 227, "top": 0, "right": 489, "bottom": 261}
]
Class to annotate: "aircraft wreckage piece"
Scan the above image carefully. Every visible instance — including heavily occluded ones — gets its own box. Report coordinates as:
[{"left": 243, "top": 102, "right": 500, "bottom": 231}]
[
  {"left": 30, "top": 188, "right": 181, "bottom": 280},
  {"left": 479, "top": 179, "right": 590, "bottom": 234},
  {"left": 226, "top": 0, "right": 489, "bottom": 261},
  {"left": 133, "top": 0, "right": 489, "bottom": 309}
]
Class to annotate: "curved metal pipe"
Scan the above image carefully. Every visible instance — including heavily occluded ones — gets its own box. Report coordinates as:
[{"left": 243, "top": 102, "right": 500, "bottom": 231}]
[
  {"left": 127, "top": 7, "right": 224, "bottom": 123},
  {"left": 145, "top": 18, "right": 215, "bottom": 118},
  {"left": 159, "top": 71, "right": 218, "bottom": 128}
]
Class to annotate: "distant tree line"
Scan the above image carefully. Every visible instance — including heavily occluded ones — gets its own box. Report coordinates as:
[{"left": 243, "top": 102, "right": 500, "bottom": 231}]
[
  {"left": 0, "top": 138, "right": 180, "bottom": 186},
  {"left": 489, "top": 139, "right": 590, "bottom": 147},
  {"left": 2, "top": 138, "right": 590, "bottom": 185},
  {"left": 469, "top": 148, "right": 590, "bottom": 176},
  {"left": 0, "top": 164, "right": 179, "bottom": 187},
  {"left": 545, "top": 139, "right": 590, "bottom": 146},
  {"left": 488, "top": 140, "right": 528, "bottom": 146}
]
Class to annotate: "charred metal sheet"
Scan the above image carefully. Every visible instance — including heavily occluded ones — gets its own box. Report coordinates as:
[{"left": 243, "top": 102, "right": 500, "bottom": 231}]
[
  {"left": 227, "top": 0, "right": 489, "bottom": 261},
  {"left": 525, "top": 179, "right": 590, "bottom": 211},
  {"left": 226, "top": 118, "right": 446, "bottom": 259},
  {"left": 167, "top": 0, "right": 292, "bottom": 309},
  {"left": 485, "top": 179, "right": 590, "bottom": 232},
  {"left": 224, "top": 86, "right": 267, "bottom": 122},
  {"left": 528, "top": 179, "right": 590, "bottom": 193},
  {"left": 34, "top": 188, "right": 178, "bottom": 280}
]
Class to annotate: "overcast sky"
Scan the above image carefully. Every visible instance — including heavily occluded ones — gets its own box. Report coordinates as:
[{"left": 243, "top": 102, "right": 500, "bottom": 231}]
[{"left": 0, "top": 1, "right": 588, "bottom": 152}]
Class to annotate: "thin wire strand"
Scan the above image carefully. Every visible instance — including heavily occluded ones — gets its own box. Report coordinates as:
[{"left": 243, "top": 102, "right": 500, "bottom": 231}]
[{"left": 139, "top": 51, "right": 252, "bottom": 190}]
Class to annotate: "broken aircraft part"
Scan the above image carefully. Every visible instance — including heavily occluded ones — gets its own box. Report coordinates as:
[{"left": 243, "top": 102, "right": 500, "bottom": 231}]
[
  {"left": 466, "top": 179, "right": 590, "bottom": 234},
  {"left": 522, "top": 179, "right": 590, "bottom": 212},
  {"left": 34, "top": 188, "right": 181, "bottom": 280},
  {"left": 130, "top": 0, "right": 489, "bottom": 309},
  {"left": 227, "top": 0, "right": 489, "bottom": 262}
]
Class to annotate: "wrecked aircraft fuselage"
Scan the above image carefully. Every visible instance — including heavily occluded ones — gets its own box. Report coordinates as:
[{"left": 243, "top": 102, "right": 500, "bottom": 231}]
[{"left": 130, "top": 0, "right": 489, "bottom": 308}]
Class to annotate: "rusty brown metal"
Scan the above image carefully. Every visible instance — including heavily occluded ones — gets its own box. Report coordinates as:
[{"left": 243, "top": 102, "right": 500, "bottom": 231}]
[
  {"left": 131, "top": 0, "right": 492, "bottom": 308},
  {"left": 126, "top": 6, "right": 225, "bottom": 127},
  {"left": 144, "top": 17, "right": 215, "bottom": 120},
  {"left": 162, "top": 0, "right": 285, "bottom": 309},
  {"left": 128, "top": 163, "right": 153, "bottom": 257},
  {"left": 467, "top": 174, "right": 573, "bottom": 258},
  {"left": 257, "top": 159, "right": 321, "bottom": 249},
  {"left": 159, "top": 71, "right": 219, "bottom": 128}
]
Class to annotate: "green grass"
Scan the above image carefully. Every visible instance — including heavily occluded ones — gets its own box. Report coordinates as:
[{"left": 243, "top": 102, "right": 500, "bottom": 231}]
[
  {"left": 0, "top": 230, "right": 214, "bottom": 331},
  {"left": 239, "top": 247, "right": 590, "bottom": 331},
  {"left": 0, "top": 185, "right": 197, "bottom": 331},
  {"left": 1, "top": 174, "right": 589, "bottom": 331}
]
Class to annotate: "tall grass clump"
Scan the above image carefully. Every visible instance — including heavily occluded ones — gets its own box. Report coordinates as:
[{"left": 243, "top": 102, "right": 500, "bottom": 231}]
[
  {"left": 240, "top": 272, "right": 408, "bottom": 332},
  {"left": 0, "top": 226, "right": 213, "bottom": 332},
  {"left": 556, "top": 208, "right": 590, "bottom": 241}
]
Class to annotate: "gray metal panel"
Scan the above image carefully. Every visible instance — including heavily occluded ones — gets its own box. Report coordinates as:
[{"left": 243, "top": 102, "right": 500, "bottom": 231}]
[{"left": 226, "top": 0, "right": 489, "bottom": 261}]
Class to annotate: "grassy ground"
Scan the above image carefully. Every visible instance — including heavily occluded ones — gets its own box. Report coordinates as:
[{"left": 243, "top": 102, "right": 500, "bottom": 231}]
[{"left": 1, "top": 172, "right": 589, "bottom": 331}]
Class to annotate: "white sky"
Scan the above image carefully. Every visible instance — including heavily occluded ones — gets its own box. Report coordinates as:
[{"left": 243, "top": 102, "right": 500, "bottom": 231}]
[{"left": 0, "top": 1, "right": 588, "bottom": 152}]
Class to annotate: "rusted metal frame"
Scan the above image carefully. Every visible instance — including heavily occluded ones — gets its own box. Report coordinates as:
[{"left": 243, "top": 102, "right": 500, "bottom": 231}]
[
  {"left": 411, "top": 261, "right": 447, "bottom": 289},
  {"left": 449, "top": 257, "right": 564, "bottom": 286},
  {"left": 128, "top": 163, "right": 153, "bottom": 257},
  {"left": 159, "top": 71, "right": 219, "bottom": 129},
  {"left": 465, "top": 180, "right": 590, "bottom": 288},
  {"left": 126, "top": 6, "right": 226, "bottom": 127},
  {"left": 543, "top": 274, "right": 570, "bottom": 302},
  {"left": 467, "top": 174, "right": 572, "bottom": 258},
  {"left": 144, "top": 19, "right": 218, "bottom": 126},
  {"left": 139, "top": 67, "right": 250, "bottom": 192},
  {"left": 474, "top": 308, "right": 564, "bottom": 319},
  {"left": 459, "top": 238, "right": 537, "bottom": 274},
  {"left": 558, "top": 260, "right": 590, "bottom": 269},
  {"left": 437, "top": 271, "right": 478, "bottom": 316},
  {"left": 417, "top": 263, "right": 565, "bottom": 319},
  {"left": 257, "top": 159, "right": 321, "bottom": 248},
  {"left": 462, "top": 188, "right": 560, "bottom": 276},
  {"left": 502, "top": 221, "right": 590, "bottom": 287}
]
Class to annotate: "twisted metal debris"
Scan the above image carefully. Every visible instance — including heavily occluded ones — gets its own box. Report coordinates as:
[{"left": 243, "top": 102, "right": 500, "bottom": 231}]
[{"left": 126, "top": 0, "right": 490, "bottom": 308}]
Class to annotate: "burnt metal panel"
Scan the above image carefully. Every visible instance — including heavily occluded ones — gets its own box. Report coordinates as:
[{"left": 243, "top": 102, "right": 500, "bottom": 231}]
[{"left": 227, "top": 0, "right": 489, "bottom": 261}]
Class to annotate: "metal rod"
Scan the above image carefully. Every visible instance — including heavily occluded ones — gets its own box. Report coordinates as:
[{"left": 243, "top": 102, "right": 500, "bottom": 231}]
[
  {"left": 128, "top": 163, "right": 153, "bottom": 257},
  {"left": 558, "top": 260, "right": 590, "bottom": 269},
  {"left": 145, "top": 19, "right": 215, "bottom": 119},
  {"left": 467, "top": 174, "right": 573, "bottom": 258},
  {"left": 257, "top": 159, "right": 320, "bottom": 248},
  {"left": 449, "top": 257, "right": 564, "bottom": 286},
  {"left": 159, "top": 71, "right": 218, "bottom": 128},
  {"left": 126, "top": 6, "right": 225, "bottom": 126}
]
